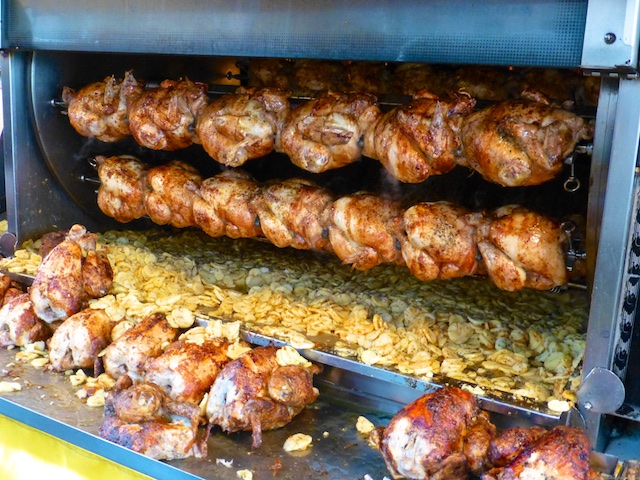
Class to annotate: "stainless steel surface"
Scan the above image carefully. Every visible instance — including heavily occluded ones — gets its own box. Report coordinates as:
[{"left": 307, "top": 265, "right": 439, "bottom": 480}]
[
  {"left": 0, "top": 347, "right": 393, "bottom": 480},
  {"left": 582, "top": 0, "right": 640, "bottom": 71},
  {"left": 577, "top": 367, "right": 626, "bottom": 414},
  {"left": 583, "top": 78, "right": 640, "bottom": 450},
  {"left": 2, "top": 0, "right": 588, "bottom": 67}
]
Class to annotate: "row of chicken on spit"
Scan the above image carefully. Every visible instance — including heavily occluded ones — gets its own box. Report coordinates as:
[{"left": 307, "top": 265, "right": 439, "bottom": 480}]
[
  {"left": 63, "top": 71, "right": 592, "bottom": 188},
  {"left": 0, "top": 224, "right": 596, "bottom": 479},
  {"left": 96, "top": 154, "right": 569, "bottom": 292}
]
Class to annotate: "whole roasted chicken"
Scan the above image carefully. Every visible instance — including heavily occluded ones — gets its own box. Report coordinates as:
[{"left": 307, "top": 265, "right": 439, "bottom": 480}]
[
  {"left": 290, "top": 59, "right": 345, "bottom": 94},
  {"left": 48, "top": 308, "right": 116, "bottom": 372},
  {"left": 145, "top": 338, "right": 231, "bottom": 404},
  {"left": 476, "top": 205, "right": 568, "bottom": 291},
  {"left": 248, "top": 57, "right": 293, "bottom": 90},
  {"left": 196, "top": 86, "right": 291, "bottom": 167},
  {"left": 251, "top": 177, "right": 335, "bottom": 252},
  {"left": 102, "top": 313, "right": 179, "bottom": 381},
  {"left": 482, "top": 426, "right": 593, "bottom": 480},
  {"left": 127, "top": 78, "right": 209, "bottom": 151},
  {"left": 459, "top": 90, "right": 592, "bottom": 187},
  {"left": 193, "top": 169, "right": 263, "bottom": 239},
  {"left": 95, "top": 155, "right": 151, "bottom": 223},
  {"left": 144, "top": 160, "right": 202, "bottom": 228},
  {"left": 329, "top": 192, "right": 404, "bottom": 270},
  {"left": 365, "top": 91, "right": 475, "bottom": 183},
  {"left": 371, "top": 387, "right": 496, "bottom": 480},
  {"left": 100, "top": 379, "right": 208, "bottom": 460},
  {"left": 63, "top": 70, "right": 144, "bottom": 142},
  {"left": 0, "top": 293, "right": 51, "bottom": 348},
  {"left": 396, "top": 202, "right": 482, "bottom": 281},
  {"left": 205, "top": 346, "right": 321, "bottom": 449},
  {"left": 280, "top": 92, "right": 381, "bottom": 173},
  {"left": 30, "top": 224, "right": 113, "bottom": 323}
]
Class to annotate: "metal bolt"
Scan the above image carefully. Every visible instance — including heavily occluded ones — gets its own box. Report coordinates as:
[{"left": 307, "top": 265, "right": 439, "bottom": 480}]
[
  {"left": 583, "top": 401, "right": 593, "bottom": 411},
  {"left": 604, "top": 33, "right": 616, "bottom": 45}
]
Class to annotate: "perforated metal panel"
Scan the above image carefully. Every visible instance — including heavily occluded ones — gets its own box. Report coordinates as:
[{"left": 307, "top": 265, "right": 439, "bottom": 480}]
[{"left": 3, "top": 0, "right": 588, "bottom": 67}]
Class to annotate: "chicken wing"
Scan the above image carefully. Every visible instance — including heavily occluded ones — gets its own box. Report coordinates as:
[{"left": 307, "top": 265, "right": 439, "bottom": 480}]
[
  {"left": 205, "top": 346, "right": 321, "bottom": 449},
  {"left": 371, "top": 386, "right": 495, "bottom": 480},
  {"left": 193, "top": 169, "right": 263, "bottom": 239},
  {"left": 280, "top": 92, "right": 381, "bottom": 173},
  {"left": 128, "top": 78, "right": 209, "bottom": 150},
  {"left": 0, "top": 293, "right": 51, "bottom": 348},
  {"left": 396, "top": 202, "right": 482, "bottom": 281},
  {"left": 145, "top": 338, "right": 231, "bottom": 404},
  {"left": 102, "top": 313, "right": 179, "bottom": 381},
  {"left": 100, "top": 380, "right": 207, "bottom": 460},
  {"left": 48, "top": 308, "right": 116, "bottom": 372},
  {"left": 482, "top": 426, "right": 592, "bottom": 480},
  {"left": 63, "top": 70, "right": 144, "bottom": 142},
  {"left": 30, "top": 225, "right": 113, "bottom": 323},
  {"left": 144, "top": 160, "right": 202, "bottom": 228},
  {"left": 459, "top": 91, "right": 592, "bottom": 187},
  {"left": 365, "top": 91, "right": 475, "bottom": 183},
  {"left": 328, "top": 192, "right": 404, "bottom": 271},
  {"left": 196, "top": 87, "right": 291, "bottom": 167},
  {"left": 476, "top": 205, "right": 568, "bottom": 291},
  {"left": 251, "top": 178, "right": 334, "bottom": 252},
  {"left": 96, "top": 155, "right": 151, "bottom": 223}
]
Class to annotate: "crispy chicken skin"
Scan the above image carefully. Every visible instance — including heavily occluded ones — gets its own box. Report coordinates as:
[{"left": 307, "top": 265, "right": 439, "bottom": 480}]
[
  {"left": 102, "top": 313, "right": 179, "bottom": 381},
  {"left": 291, "top": 59, "right": 346, "bottom": 94},
  {"left": 193, "top": 169, "right": 263, "bottom": 239},
  {"left": 127, "top": 78, "right": 208, "bottom": 151},
  {"left": 365, "top": 91, "right": 475, "bottom": 183},
  {"left": 63, "top": 71, "right": 144, "bottom": 142},
  {"left": 145, "top": 338, "right": 231, "bottom": 404},
  {"left": 251, "top": 178, "right": 335, "bottom": 252},
  {"left": 476, "top": 205, "right": 568, "bottom": 291},
  {"left": 0, "top": 293, "right": 51, "bottom": 347},
  {"left": 329, "top": 192, "right": 404, "bottom": 271},
  {"left": 96, "top": 155, "right": 151, "bottom": 223},
  {"left": 48, "top": 308, "right": 116, "bottom": 372},
  {"left": 144, "top": 160, "right": 202, "bottom": 228},
  {"left": 100, "top": 380, "right": 207, "bottom": 460},
  {"left": 196, "top": 87, "right": 291, "bottom": 167},
  {"left": 280, "top": 92, "right": 381, "bottom": 173},
  {"left": 205, "top": 346, "right": 321, "bottom": 449},
  {"left": 397, "top": 202, "right": 482, "bottom": 281},
  {"left": 30, "top": 225, "right": 113, "bottom": 323},
  {"left": 450, "top": 66, "right": 517, "bottom": 101},
  {"left": 344, "top": 61, "right": 391, "bottom": 94},
  {"left": 248, "top": 58, "right": 293, "bottom": 90},
  {"left": 482, "top": 426, "right": 592, "bottom": 480},
  {"left": 488, "top": 426, "right": 548, "bottom": 468},
  {"left": 459, "top": 90, "right": 592, "bottom": 187},
  {"left": 371, "top": 387, "right": 495, "bottom": 480},
  {"left": 390, "top": 63, "right": 451, "bottom": 97}
]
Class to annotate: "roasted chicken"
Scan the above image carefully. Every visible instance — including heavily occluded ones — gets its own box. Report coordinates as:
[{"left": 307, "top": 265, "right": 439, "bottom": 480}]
[
  {"left": 391, "top": 63, "right": 450, "bottom": 97},
  {"left": 30, "top": 224, "right": 113, "bottom": 323},
  {"left": 450, "top": 66, "right": 516, "bottom": 101},
  {"left": 63, "top": 70, "right": 144, "bottom": 142},
  {"left": 0, "top": 293, "right": 51, "bottom": 348},
  {"left": 329, "top": 192, "right": 404, "bottom": 271},
  {"left": 100, "top": 379, "right": 207, "bottom": 460},
  {"left": 127, "top": 78, "right": 208, "bottom": 151},
  {"left": 290, "top": 59, "right": 345, "bottom": 94},
  {"left": 247, "top": 58, "right": 293, "bottom": 90},
  {"left": 482, "top": 426, "right": 592, "bottom": 480},
  {"left": 48, "top": 308, "right": 116, "bottom": 372},
  {"left": 344, "top": 61, "right": 391, "bottom": 94},
  {"left": 365, "top": 91, "right": 475, "bottom": 183},
  {"left": 102, "top": 313, "right": 179, "bottom": 381},
  {"left": 205, "top": 346, "right": 321, "bottom": 449},
  {"left": 193, "top": 169, "right": 263, "bottom": 239},
  {"left": 459, "top": 90, "right": 592, "bottom": 187},
  {"left": 487, "top": 425, "right": 548, "bottom": 469},
  {"left": 371, "top": 387, "right": 496, "bottom": 480},
  {"left": 145, "top": 338, "right": 231, "bottom": 404},
  {"left": 476, "top": 205, "right": 568, "bottom": 291},
  {"left": 396, "top": 202, "right": 482, "bottom": 281},
  {"left": 95, "top": 155, "right": 150, "bottom": 223},
  {"left": 280, "top": 92, "right": 381, "bottom": 173},
  {"left": 144, "top": 160, "right": 202, "bottom": 228},
  {"left": 251, "top": 177, "right": 334, "bottom": 251},
  {"left": 196, "top": 86, "right": 291, "bottom": 167}
]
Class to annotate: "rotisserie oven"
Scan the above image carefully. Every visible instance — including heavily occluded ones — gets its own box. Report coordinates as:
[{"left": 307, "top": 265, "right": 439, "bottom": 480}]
[{"left": 2, "top": 1, "right": 640, "bottom": 479}]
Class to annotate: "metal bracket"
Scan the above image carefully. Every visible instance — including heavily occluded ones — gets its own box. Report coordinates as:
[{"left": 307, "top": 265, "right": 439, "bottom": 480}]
[
  {"left": 0, "top": 232, "right": 17, "bottom": 258},
  {"left": 577, "top": 367, "right": 626, "bottom": 414}
]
